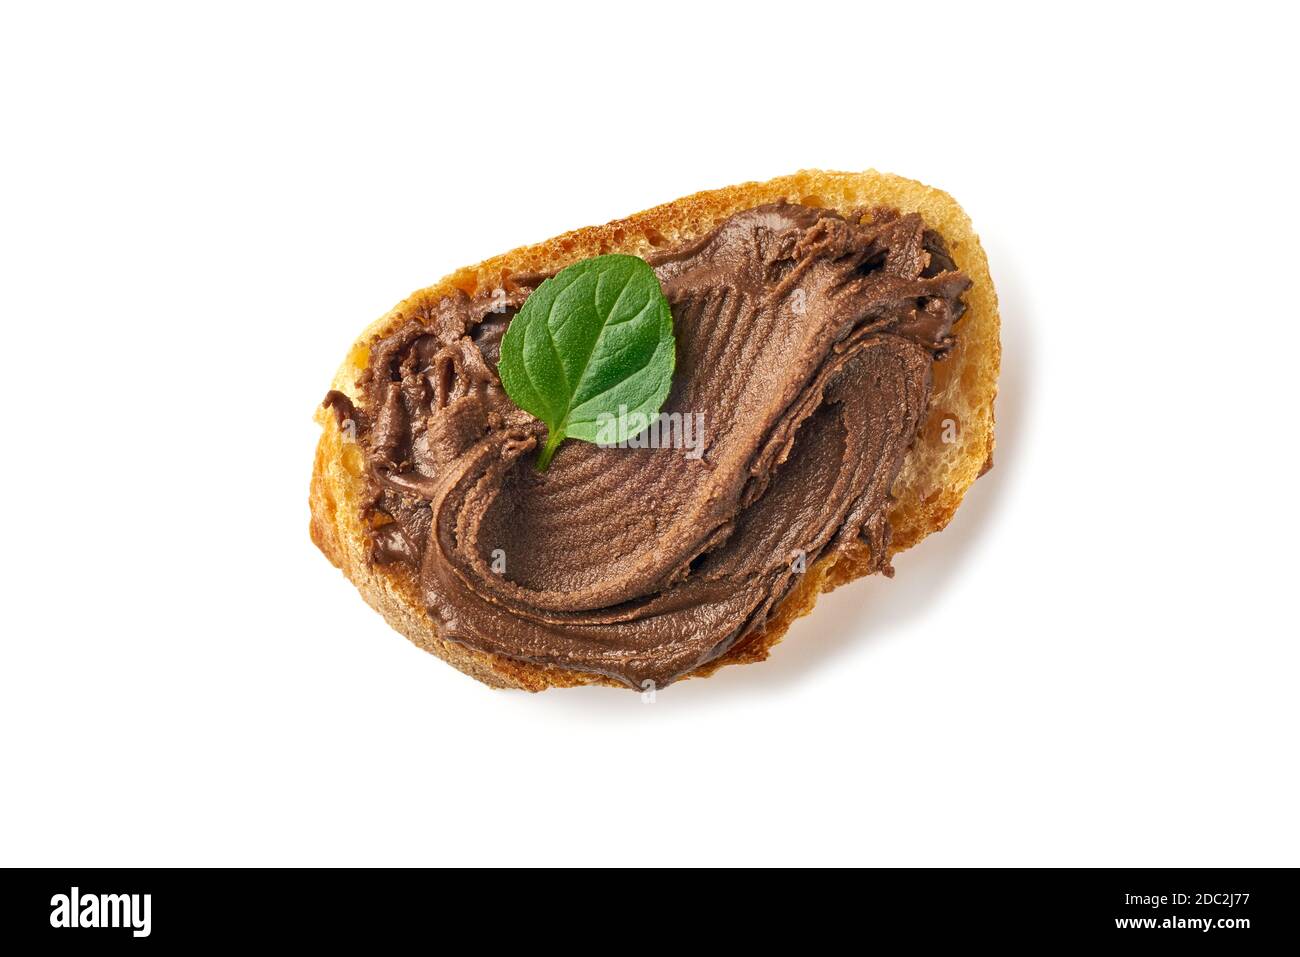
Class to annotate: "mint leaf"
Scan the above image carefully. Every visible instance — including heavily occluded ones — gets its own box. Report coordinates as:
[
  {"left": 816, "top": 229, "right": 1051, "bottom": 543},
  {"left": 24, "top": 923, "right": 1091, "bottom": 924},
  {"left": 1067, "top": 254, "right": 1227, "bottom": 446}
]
[{"left": 498, "top": 254, "right": 676, "bottom": 471}]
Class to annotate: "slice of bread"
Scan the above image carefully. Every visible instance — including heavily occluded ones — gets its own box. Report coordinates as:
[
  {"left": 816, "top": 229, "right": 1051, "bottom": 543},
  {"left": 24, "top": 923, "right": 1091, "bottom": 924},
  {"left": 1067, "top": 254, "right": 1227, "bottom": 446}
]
[{"left": 309, "top": 169, "right": 1000, "bottom": 690}]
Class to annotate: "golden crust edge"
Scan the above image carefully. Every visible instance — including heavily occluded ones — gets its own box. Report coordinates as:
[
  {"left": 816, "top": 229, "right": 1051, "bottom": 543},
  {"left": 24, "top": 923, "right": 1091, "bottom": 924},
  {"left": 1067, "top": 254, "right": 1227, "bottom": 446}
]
[{"left": 309, "top": 168, "right": 1001, "bottom": 691}]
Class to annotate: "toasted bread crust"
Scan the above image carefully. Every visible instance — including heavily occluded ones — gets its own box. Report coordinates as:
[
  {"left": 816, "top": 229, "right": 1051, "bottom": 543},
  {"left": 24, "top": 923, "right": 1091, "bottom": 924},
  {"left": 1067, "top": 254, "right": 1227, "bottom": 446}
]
[{"left": 309, "top": 169, "right": 1000, "bottom": 690}]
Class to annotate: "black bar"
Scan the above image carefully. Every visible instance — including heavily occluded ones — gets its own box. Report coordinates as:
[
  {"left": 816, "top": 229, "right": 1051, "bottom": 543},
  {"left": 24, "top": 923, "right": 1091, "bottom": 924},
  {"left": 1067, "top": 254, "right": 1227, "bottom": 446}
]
[{"left": 0, "top": 868, "right": 1295, "bottom": 946}]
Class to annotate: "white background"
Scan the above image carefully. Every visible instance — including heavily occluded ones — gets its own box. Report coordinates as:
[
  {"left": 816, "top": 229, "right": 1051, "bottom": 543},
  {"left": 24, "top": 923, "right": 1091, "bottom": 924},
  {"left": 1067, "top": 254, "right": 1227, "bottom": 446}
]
[{"left": 2, "top": 2, "right": 1296, "bottom": 867}]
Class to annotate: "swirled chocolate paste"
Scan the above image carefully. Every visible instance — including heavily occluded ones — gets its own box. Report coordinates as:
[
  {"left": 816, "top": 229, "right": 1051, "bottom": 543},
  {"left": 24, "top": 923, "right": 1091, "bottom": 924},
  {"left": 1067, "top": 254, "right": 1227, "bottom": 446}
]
[{"left": 325, "top": 204, "right": 970, "bottom": 687}]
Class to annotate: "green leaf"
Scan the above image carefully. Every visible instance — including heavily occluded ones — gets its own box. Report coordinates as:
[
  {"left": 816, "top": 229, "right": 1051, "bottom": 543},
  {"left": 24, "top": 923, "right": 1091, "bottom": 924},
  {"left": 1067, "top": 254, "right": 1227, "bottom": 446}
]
[{"left": 498, "top": 254, "right": 676, "bottom": 470}]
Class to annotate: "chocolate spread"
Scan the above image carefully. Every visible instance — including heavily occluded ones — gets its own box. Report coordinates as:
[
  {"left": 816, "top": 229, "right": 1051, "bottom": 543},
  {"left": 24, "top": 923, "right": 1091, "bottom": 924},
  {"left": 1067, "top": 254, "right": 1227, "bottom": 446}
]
[{"left": 326, "top": 204, "right": 970, "bottom": 687}]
